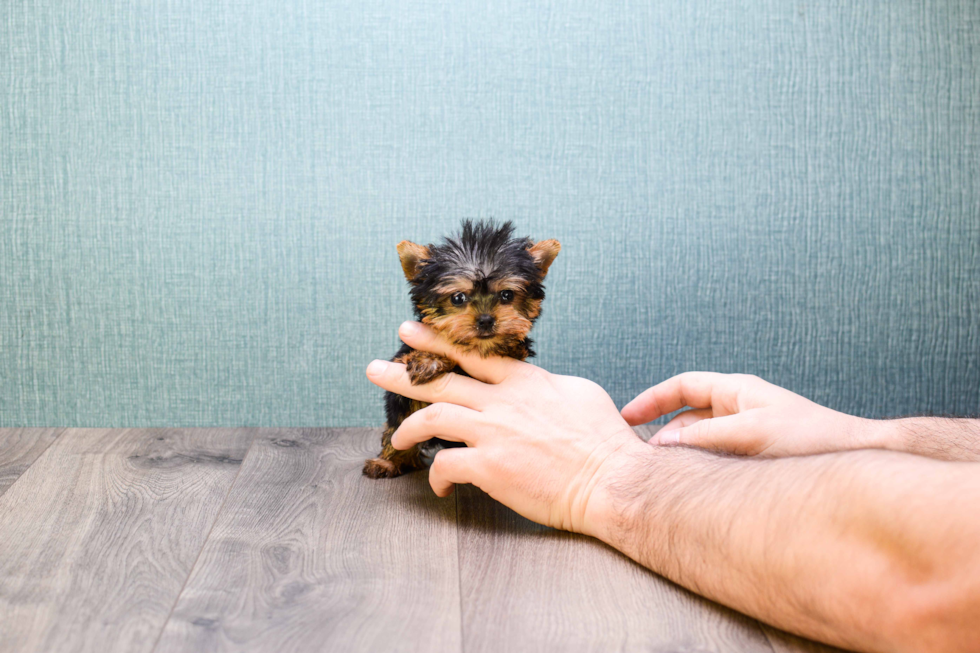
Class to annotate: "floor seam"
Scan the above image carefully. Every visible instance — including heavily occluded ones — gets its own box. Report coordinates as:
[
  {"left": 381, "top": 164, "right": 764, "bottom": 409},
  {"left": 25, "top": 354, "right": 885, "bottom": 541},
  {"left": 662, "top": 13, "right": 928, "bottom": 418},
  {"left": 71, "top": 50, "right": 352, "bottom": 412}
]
[
  {"left": 148, "top": 427, "right": 262, "bottom": 653},
  {"left": 0, "top": 427, "right": 67, "bottom": 499}
]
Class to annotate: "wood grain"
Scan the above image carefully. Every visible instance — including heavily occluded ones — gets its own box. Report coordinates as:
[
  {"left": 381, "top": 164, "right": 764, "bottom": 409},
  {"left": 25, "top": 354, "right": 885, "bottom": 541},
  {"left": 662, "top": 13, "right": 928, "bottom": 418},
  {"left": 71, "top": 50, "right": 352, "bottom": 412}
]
[
  {"left": 0, "top": 428, "right": 62, "bottom": 496},
  {"left": 155, "top": 428, "right": 461, "bottom": 653},
  {"left": 0, "top": 428, "right": 254, "bottom": 653},
  {"left": 451, "top": 425, "right": 840, "bottom": 653},
  {"left": 455, "top": 484, "right": 775, "bottom": 652},
  {"left": 0, "top": 427, "right": 852, "bottom": 652}
]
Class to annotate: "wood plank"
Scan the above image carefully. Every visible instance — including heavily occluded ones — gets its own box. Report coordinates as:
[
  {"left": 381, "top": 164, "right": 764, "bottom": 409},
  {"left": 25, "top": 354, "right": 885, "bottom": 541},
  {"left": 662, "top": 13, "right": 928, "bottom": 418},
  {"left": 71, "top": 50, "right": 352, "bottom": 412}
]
[
  {"left": 453, "top": 424, "right": 838, "bottom": 652},
  {"left": 155, "top": 428, "right": 461, "bottom": 653},
  {"left": 454, "top": 425, "right": 770, "bottom": 652},
  {"left": 456, "top": 484, "right": 774, "bottom": 652},
  {"left": 0, "top": 428, "right": 63, "bottom": 496},
  {"left": 0, "top": 428, "right": 254, "bottom": 653}
]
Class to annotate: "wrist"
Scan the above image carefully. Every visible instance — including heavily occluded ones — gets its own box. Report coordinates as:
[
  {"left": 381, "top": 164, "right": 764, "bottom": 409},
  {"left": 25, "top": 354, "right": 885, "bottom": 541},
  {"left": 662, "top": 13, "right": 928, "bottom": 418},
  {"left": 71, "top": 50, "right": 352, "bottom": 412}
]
[
  {"left": 581, "top": 439, "right": 659, "bottom": 547},
  {"left": 855, "top": 417, "right": 908, "bottom": 453}
]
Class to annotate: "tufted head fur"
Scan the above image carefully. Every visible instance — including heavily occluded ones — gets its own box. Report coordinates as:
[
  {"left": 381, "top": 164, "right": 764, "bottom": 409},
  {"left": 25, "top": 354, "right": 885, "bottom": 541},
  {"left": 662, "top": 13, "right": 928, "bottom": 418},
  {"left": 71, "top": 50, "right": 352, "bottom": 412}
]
[{"left": 397, "top": 220, "right": 560, "bottom": 358}]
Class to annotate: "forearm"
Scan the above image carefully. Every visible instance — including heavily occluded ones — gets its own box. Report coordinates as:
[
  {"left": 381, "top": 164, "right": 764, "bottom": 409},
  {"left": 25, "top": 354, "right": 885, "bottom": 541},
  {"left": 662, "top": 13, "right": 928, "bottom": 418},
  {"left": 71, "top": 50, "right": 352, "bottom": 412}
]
[
  {"left": 586, "top": 444, "right": 980, "bottom": 652},
  {"left": 868, "top": 417, "right": 980, "bottom": 462}
]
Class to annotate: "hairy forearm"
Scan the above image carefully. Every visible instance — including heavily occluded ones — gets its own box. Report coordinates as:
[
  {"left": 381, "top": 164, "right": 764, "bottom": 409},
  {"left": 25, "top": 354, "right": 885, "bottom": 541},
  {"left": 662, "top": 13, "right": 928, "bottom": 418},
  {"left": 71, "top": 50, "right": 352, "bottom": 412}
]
[
  {"left": 586, "top": 445, "right": 980, "bottom": 652},
  {"left": 869, "top": 417, "right": 980, "bottom": 462}
]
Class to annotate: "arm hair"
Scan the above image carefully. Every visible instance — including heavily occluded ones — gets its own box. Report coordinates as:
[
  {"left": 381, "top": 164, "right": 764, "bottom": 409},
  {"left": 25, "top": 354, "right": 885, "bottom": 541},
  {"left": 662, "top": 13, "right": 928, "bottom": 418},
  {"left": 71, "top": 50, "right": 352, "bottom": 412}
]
[
  {"left": 589, "top": 445, "right": 980, "bottom": 652},
  {"left": 881, "top": 417, "right": 980, "bottom": 462}
]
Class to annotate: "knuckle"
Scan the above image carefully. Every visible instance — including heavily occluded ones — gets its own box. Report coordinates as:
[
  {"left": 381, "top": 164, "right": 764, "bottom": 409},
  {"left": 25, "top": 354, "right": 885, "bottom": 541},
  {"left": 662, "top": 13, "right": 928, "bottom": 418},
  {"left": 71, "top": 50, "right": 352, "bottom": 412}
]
[
  {"left": 570, "top": 375, "right": 592, "bottom": 389},
  {"left": 423, "top": 403, "right": 444, "bottom": 425},
  {"left": 430, "top": 451, "right": 449, "bottom": 475},
  {"left": 583, "top": 378, "right": 604, "bottom": 394},
  {"left": 678, "top": 373, "right": 701, "bottom": 393},
  {"left": 690, "top": 419, "right": 711, "bottom": 442},
  {"left": 519, "top": 364, "right": 544, "bottom": 381},
  {"left": 429, "top": 372, "right": 454, "bottom": 396},
  {"left": 678, "top": 371, "right": 701, "bottom": 384},
  {"left": 482, "top": 449, "right": 503, "bottom": 473},
  {"left": 571, "top": 378, "right": 600, "bottom": 399}
]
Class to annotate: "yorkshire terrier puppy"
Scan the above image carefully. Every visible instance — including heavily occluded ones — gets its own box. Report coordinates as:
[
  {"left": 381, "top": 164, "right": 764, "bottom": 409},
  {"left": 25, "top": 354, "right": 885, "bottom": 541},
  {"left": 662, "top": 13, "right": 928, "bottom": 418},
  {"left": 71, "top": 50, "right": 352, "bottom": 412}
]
[{"left": 363, "top": 219, "right": 560, "bottom": 479}]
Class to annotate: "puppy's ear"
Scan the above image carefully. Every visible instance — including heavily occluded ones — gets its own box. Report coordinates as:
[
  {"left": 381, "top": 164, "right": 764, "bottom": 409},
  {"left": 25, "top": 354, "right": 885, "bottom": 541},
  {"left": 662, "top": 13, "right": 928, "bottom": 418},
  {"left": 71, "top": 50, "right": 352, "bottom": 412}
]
[
  {"left": 528, "top": 239, "right": 561, "bottom": 277},
  {"left": 396, "top": 241, "right": 429, "bottom": 281}
]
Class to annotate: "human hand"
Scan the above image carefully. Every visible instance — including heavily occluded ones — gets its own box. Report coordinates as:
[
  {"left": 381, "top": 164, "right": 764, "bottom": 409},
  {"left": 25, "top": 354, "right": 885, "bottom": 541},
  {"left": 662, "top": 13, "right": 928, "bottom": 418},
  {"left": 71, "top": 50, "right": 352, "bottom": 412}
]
[
  {"left": 365, "top": 321, "right": 649, "bottom": 536},
  {"left": 621, "top": 372, "right": 880, "bottom": 457}
]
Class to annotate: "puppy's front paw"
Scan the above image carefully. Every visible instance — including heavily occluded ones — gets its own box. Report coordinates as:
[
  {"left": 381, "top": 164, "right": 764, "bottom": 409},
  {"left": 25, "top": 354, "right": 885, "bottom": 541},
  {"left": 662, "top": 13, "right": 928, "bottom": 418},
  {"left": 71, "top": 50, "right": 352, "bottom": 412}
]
[
  {"left": 406, "top": 353, "right": 455, "bottom": 386},
  {"left": 363, "top": 457, "right": 400, "bottom": 478}
]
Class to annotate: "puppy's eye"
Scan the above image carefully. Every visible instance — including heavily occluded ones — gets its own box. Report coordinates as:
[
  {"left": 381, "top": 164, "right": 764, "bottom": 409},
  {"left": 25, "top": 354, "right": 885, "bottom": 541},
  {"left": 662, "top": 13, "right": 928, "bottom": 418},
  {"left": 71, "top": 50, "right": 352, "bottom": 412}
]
[
  {"left": 499, "top": 289, "right": 515, "bottom": 303},
  {"left": 450, "top": 292, "right": 468, "bottom": 306}
]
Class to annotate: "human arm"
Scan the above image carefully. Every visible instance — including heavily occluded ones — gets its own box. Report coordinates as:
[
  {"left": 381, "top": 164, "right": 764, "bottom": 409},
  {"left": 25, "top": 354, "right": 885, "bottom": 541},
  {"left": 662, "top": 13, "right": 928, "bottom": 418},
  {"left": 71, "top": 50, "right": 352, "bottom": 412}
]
[
  {"left": 874, "top": 416, "right": 980, "bottom": 462},
  {"left": 621, "top": 372, "right": 980, "bottom": 462},
  {"left": 366, "top": 323, "right": 980, "bottom": 653},
  {"left": 586, "top": 445, "right": 980, "bottom": 653}
]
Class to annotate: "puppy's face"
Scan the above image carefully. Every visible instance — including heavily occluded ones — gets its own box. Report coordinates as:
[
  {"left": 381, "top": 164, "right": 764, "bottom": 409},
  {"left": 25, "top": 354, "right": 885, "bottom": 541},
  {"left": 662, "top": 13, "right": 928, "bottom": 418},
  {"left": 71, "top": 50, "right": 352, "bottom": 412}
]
[{"left": 398, "top": 221, "right": 560, "bottom": 357}]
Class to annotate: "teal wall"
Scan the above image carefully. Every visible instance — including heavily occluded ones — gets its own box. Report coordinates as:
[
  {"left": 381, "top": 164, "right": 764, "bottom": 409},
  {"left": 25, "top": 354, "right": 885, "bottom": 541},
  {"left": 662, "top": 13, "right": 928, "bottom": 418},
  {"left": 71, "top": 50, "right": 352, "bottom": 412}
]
[{"left": 2, "top": 1, "right": 978, "bottom": 427}]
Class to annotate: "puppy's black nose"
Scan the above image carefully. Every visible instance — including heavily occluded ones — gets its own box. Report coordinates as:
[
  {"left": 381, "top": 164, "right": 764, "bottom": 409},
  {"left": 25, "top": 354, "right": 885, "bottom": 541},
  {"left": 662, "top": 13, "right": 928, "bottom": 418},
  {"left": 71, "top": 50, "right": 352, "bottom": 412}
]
[{"left": 477, "top": 314, "right": 495, "bottom": 331}]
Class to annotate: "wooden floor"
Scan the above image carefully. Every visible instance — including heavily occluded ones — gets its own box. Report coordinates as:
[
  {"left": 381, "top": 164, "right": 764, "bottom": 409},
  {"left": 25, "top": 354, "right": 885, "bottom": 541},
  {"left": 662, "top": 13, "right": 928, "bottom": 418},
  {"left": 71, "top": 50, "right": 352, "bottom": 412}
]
[{"left": 0, "top": 428, "right": 843, "bottom": 653}]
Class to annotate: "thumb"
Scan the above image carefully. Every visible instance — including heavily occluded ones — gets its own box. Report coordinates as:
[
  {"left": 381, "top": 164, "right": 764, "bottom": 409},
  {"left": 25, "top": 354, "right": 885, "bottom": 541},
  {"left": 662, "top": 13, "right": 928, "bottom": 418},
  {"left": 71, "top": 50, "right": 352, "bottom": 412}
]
[{"left": 654, "top": 412, "right": 762, "bottom": 456}]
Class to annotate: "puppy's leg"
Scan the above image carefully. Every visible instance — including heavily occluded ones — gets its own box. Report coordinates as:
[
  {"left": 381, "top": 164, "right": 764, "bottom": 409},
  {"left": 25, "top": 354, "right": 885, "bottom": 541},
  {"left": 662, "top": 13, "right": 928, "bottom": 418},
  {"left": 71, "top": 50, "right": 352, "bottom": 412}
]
[
  {"left": 363, "top": 423, "right": 426, "bottom": 478},
  {"left": 362, "top": 350, "right": 456, "bottom": 479},
  {"left": 403, "top": 350, "right": 457, "bottom": 386}
]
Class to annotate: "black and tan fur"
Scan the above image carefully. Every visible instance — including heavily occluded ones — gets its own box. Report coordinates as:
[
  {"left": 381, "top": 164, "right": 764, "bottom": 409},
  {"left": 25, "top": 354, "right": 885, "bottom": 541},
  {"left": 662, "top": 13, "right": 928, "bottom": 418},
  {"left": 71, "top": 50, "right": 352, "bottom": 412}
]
[{"left": 363, "top": 220, "right": 560, "bottom": 478}]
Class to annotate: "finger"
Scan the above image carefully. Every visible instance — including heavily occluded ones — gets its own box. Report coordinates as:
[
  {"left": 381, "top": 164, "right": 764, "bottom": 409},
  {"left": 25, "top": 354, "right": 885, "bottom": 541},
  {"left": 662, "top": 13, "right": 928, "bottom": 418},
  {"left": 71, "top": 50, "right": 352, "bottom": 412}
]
[
  {"left": 429, "top": 447, "right": 481, "bottom": 497},
  {"left": 398, "top": 321, "right": 521, "bottom": 385},
  {"left": 655, "top": 412, "right": 761, "bottom": 455},
  {"left": 391, "top": 403, "right": 484, "bottom": 450},
  {"left": 621, "top": 372, "right": 745, "bottom": 425},
  {"left": 366, "top": 359, "right": 493, "bottom": 410},
  {"left": 659, "top": 408, "right": 713, "bottom": 433}
]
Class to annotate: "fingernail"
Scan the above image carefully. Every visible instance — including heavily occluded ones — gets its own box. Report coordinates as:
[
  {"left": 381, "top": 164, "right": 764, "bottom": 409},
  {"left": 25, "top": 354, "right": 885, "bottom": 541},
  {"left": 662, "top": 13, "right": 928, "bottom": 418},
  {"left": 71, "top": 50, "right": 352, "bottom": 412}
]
[
  {"left": 367, "top": 360, "right": 388, "bottom": 377},
  {"left": 399, "top": 321, "right": 419, "bottom": 338},
  {"left": 658, "top": 430, "right": 680, "bottom": 445}
]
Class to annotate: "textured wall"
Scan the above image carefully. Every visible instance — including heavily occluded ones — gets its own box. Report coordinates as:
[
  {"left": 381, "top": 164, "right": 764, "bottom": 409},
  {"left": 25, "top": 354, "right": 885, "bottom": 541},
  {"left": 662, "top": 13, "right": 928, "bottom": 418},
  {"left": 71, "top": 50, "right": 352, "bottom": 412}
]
[{"left": 2, "top": 0, "right": 978, "bottom": 427}]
